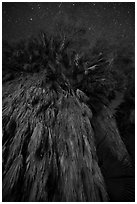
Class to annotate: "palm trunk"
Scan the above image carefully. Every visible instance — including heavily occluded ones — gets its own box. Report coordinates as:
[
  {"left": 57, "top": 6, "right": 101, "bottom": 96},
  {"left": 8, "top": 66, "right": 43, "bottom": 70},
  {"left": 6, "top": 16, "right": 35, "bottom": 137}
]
[
  {"left": 2, "top": 73, "right": 108, "bottom": 202},
  {"left": 92, "top": 105, "right": 134, "bottom": 201}
]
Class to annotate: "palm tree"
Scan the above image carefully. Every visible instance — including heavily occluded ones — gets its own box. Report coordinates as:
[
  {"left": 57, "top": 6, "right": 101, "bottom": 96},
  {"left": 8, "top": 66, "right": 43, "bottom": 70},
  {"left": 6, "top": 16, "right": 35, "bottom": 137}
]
[
  {"left": 91, "top": 105, "right": 134, "bottom": 201},
  {"left": 2, "top": 70, "right": 108, "bottom": 202},
  {"left": 2, "top": 23, "right": 134, "bottom": 201}
]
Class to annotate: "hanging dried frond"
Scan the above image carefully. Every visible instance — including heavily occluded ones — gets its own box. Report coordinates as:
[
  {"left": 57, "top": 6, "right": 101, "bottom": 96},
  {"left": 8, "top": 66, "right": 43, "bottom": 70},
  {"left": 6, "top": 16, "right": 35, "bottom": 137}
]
[
  {"left": 2, "top": 70, "right": 108, "bottom": 202},
  {"left": 91, "top": 105, "right": 134, "bottom": 201}
]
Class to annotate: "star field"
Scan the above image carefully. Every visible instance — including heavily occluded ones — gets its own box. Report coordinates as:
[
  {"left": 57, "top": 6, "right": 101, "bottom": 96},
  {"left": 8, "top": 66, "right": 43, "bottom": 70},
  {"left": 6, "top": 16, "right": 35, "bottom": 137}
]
[{"left": 2, "top": 2, "right": 135, "bottom": 46}]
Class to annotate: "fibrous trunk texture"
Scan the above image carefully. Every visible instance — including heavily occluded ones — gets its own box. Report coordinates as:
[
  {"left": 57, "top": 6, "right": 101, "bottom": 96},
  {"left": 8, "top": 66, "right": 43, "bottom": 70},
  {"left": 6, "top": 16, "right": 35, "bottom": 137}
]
[
  {"left": 92, "top": 106, "right": 134, "bottom": 201},
  {"left": 2, "top": 72, "right": 108, "bottom": 202}
]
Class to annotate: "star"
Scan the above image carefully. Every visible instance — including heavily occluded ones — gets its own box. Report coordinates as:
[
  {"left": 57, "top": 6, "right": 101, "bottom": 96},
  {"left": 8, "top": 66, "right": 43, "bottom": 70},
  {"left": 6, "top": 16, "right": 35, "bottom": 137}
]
[
  {"left": 2, "top": 2, "right": 135, "bottom": 46},
  {"left": 59, "top": 3, "right": 62, "bottom": 8}
]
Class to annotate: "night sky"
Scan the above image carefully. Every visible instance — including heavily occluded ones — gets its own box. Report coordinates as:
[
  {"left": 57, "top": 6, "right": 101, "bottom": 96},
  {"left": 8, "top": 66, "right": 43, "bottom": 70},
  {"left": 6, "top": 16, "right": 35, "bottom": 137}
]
[{"left": 2, "top": 2, "right": 135, "bottom": 46}]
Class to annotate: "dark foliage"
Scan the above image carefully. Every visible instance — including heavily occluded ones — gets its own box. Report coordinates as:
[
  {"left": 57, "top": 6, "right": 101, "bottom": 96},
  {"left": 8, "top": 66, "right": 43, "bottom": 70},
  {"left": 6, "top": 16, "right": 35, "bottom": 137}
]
[{"left": 2, "top": 20, "right": 135, "bottom": 201}]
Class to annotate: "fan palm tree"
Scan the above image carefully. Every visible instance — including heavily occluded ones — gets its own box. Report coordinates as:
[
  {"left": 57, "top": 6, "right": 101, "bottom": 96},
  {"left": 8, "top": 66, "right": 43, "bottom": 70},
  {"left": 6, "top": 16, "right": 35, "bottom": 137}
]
[
  {"left": 3, "top": 70, "right": 108, "bottom": 202},
  {"left": 2, "top": 24, "right": 134, "bottom": 201}
]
